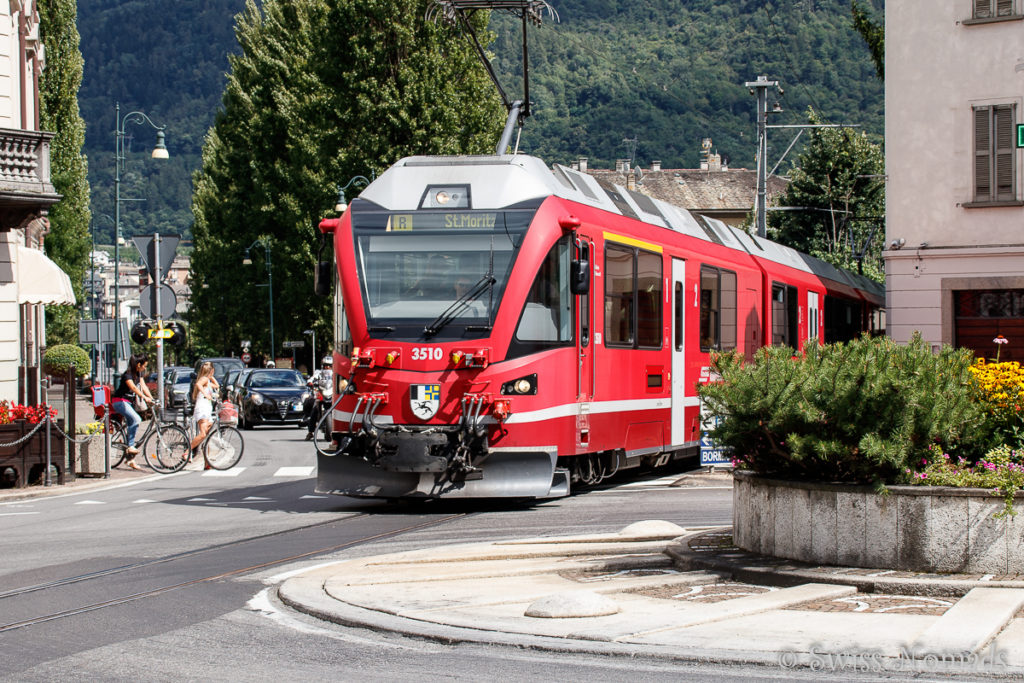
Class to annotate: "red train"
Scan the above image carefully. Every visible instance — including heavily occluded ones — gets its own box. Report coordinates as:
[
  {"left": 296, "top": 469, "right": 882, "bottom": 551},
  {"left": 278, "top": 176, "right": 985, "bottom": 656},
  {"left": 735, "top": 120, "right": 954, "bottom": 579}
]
[{"left": 314, "top": 154, "right": 883, "bottom": 500}]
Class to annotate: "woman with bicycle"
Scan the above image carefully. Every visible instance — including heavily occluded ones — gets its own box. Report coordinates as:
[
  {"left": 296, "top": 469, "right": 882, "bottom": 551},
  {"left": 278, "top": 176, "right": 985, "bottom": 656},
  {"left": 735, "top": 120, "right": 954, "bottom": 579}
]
[
  {"left": 111, "top": 353, "right": 154, "bottom": 470},
  {"left": 188, "top": 361, "right": 220, "bottom": 467}
]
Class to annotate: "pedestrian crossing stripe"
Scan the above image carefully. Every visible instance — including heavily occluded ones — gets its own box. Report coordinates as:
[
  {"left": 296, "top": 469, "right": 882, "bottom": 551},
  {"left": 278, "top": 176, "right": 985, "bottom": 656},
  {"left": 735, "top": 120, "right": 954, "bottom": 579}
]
[
  {"left": 273, "top": 466, "right": 315, "bottom": 477},
  {"left": 201, "top": 467, "right": 245, "bottom": 477}
]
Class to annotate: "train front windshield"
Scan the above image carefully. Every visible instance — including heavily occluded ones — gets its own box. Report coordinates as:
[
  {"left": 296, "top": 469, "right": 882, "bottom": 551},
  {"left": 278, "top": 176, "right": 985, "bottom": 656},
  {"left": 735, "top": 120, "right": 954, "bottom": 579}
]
[{"left": 350, "top": 203, "right": 537, "bottom": 339}]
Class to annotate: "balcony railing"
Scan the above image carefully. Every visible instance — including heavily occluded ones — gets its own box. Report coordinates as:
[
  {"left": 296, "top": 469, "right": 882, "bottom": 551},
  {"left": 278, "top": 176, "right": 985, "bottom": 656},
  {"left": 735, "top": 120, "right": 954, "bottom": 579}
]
[{"left": 0, "top": 127, "right": 59, "bottom": 203}]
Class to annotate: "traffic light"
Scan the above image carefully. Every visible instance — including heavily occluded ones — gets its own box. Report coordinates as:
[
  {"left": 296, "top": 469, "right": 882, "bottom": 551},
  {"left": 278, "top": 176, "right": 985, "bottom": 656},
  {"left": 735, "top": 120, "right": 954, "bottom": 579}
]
[
  {"left": 166, "top": 320, "right": 187, "bottom": 347},
  {"left": 130, "top": 320, "right": 153, "bottom": 344}
]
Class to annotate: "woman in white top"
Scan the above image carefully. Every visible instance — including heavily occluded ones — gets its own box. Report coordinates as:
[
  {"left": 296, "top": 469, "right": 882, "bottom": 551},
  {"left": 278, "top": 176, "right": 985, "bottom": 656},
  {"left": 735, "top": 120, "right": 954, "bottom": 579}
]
[{"left": 189, "top": 361, "right": 220, "bottom": 460}]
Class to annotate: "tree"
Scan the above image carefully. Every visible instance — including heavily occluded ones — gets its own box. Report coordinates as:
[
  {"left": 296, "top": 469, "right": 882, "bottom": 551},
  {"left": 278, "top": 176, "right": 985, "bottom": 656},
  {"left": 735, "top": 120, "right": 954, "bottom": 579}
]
[
  {"left": 189, "top": 0, "right": 503, "bottom": 358},
  {"left": 851, "top": 0, "right": 883, "bottom": 81},
  {"left": 39, "top": 0, "right": 92, "bottom": 343},
  {"left": 767, "top": 109, "right": 885, "bottom": 281}
]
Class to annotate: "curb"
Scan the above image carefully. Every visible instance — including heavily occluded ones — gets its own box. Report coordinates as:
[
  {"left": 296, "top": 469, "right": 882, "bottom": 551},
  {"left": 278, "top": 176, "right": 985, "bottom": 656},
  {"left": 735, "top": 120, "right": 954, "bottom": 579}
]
[{"left": 667, "top": 528, "right": 1024, "bottom": 598}]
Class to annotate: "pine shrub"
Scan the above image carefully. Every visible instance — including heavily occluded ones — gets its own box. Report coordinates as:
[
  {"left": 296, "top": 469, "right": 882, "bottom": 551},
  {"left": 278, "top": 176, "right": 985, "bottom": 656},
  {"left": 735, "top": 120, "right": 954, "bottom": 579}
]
[{"left": 697, "top": 334, "right": 991, "bottom": 485}]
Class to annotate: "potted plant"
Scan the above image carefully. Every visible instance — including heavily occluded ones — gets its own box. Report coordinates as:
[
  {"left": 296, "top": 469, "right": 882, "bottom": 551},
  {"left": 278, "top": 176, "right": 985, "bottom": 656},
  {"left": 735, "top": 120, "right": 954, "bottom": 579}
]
[{"left": 697, "top": 334, "right": 1023, "bottom": 573}]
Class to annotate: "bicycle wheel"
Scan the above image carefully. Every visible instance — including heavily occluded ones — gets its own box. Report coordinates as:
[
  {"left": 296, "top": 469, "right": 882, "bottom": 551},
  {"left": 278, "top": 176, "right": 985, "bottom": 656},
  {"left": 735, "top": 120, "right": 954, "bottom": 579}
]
[
  {"left": 110, "top": 423, "right": 128, "bottom": 469},
  {"left": 142, "top": 424, "right": 191, "bottom": 473},
  {"left": 204, "top": 425, "right": 244, "bottom": 470}
]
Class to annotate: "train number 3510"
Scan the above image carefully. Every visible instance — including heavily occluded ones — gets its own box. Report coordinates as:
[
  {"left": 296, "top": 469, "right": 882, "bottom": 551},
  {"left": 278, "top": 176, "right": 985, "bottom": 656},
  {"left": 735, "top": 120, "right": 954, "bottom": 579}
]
[{"left": 411, "top": 347, "right": 445, "bottom": 361}]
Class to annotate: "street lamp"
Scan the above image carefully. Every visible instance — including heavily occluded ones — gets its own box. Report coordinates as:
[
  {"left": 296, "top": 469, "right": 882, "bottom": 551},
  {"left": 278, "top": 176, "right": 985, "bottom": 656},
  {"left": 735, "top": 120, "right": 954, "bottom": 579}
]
[
  {"left": 243, "top": 239, "right": 274, "bottom": 365},
  {"left": 114, "top": 103, "right": 169, "bottom": 373},
  {"left": 303, "top": 328, "right": 316, "bottom": 372},
  {"left": 334, "top": 175, "right": 372, "bottom": 213}
]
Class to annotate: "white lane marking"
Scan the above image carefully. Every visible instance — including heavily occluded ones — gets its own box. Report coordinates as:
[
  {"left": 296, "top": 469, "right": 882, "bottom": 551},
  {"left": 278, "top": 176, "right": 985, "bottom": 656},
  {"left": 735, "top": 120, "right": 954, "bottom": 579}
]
[
  {"left": 0, "top": 511, "right": 40, "bottom": 516},
  {"left": 74, "top": 500, "right": 106, "bottom": 505},
  {"left": 243, "top": 496, "right": 272, "bottom": 501},
  {"left": 300, "top": 495, "right": 328, "bottom": 499},
  {"left": 264, "top": 560, "right": 345, "bottom": 584},
  {"left": 133, "top": 499, "right": 158, "bottom": 503},
  {"left": 188, "top": 497, "right": 217, "bottom": 502},
  {"left": 274, "top": 466, "right": 315, "bottom": 477},
  {"left": 201, "top": 467, "right": 245, "bottom": 477},
  {"left": 247, "top": 588, "right": 410, "bottom": 649}
]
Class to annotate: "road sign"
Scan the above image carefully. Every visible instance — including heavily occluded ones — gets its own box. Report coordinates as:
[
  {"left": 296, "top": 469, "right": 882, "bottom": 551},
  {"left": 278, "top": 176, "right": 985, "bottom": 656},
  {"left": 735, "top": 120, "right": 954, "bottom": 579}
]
[
  {"left": 78, "top": 319, "right": 129, "bottom": 359},
  {"left": 133, "top": 233, "right": 179, "bottom": 283},
  {"left": 241, "top": 340, "right": 251, "bottom": 349},
  {"left": 147, "top": 328, "right": 174, "bottom": 339},
  {"left": 282, "top": 340, "right": 305, "bottom": 349},
  {"left": 241, "top": 351, "right": 252, "bottom": 363},
  {"left": 139, "top": 283, "right": 177, "bottom": 319}
]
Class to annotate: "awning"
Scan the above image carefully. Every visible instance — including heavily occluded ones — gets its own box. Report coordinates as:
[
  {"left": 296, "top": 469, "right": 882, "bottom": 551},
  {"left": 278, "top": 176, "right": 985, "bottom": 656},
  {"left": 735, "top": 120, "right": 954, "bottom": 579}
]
[{"left": 17, "top": 245, "right": 75, "bottom": 305}]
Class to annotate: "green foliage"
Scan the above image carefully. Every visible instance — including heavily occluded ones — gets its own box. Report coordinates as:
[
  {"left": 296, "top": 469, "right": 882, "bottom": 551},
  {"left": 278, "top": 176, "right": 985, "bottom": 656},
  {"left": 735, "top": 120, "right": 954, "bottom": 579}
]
[
  {"left": 851, "top": 1, "right": 884, "bottom": 81},
  {"left": 188, "top": 0, "right": 502, "bottom": 358},
  {"left": 697, "top": 335, "right": 991, "bottom": 486},
  {"left": 42, "top": 344, "right": 92, "bottom": 378},
  {"left": 76, "top": 1, "right": 885, "bottom": 239},
  {"left": 909, "top": 445, "right": 1024, "bottom": 518},
  {"left": 39, "top": 0, "right": 92, "bottom": 343},
  {"left": 767, "top": 108, "right": 885, "bottom": 281}
]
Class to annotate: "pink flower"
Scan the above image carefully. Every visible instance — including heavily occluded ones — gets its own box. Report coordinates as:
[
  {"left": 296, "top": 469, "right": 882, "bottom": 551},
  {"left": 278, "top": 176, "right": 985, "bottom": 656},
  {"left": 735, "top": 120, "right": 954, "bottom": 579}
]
[{"left": 995, "top": 335, "right": 1009, "bottom": 344}]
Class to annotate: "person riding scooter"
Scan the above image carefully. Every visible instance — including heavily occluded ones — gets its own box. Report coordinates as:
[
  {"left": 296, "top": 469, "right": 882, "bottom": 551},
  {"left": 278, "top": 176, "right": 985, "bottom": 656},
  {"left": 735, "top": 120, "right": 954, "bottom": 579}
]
[{"left": 303, "top": 355, "right": 334, "bottom": 440}]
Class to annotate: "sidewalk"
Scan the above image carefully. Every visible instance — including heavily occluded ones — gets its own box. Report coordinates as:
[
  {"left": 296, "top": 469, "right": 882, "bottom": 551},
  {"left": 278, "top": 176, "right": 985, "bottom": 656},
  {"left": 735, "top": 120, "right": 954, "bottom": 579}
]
[
  {"left": 277, "top": 519, "right": 1024, "bottom": 676},
  {"left": 0, "top": 387, "right": 154, "bottom": 503}
]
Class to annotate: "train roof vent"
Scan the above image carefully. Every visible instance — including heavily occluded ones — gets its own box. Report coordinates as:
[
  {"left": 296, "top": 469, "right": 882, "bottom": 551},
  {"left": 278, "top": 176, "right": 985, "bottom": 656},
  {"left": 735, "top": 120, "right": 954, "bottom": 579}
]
[
  {"left": 551, "top": 165, "right": 578, "bottom": 192},
  {"left": 694, "top": 215, "right": 725, "bottom": 246},
  {"left": 595, "top": 178, "right": 639, "bottom": 220},
  {"left": 627, "top": 189, "right": 669, "bottom": 225},
  {"left": 563, "top": 168, "right": 601, "bottom": 202}
]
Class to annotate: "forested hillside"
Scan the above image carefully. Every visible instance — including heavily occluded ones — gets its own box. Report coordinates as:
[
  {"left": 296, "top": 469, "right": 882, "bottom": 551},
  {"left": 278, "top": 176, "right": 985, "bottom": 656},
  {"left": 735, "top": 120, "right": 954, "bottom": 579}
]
[{"left": 76, "top": 0, "right": 883, "bottom": 242}]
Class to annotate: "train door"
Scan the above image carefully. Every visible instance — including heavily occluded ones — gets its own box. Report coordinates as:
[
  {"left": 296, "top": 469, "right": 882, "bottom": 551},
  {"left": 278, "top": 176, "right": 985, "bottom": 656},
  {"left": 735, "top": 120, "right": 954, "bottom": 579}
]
[
  {"left": 576, "top": 236, "right": 594, "bottom": 450},
  {"left": 671, "top": 258, "right": 686, "bottom": 445}
]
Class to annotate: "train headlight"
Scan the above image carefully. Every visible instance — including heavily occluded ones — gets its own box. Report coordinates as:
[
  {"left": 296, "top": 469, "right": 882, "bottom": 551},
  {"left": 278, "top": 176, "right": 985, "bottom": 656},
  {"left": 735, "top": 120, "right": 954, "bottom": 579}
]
[
  {"left": 435, "top": 191, "right": 451, "bottom": 205},
  {"left": 501, "top": 374, "right": 537, "bottom": 395}
]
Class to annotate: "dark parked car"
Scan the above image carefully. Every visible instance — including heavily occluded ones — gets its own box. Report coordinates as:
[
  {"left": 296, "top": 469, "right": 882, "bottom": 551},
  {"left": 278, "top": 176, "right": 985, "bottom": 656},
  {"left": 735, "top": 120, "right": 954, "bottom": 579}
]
[
  {"left": 193, "top": 357, "right": 247, "bottom": 386},
  {"left": 227, "top": 369, "right": 253, "bottom": 406},
  {"left": 164, "top": 367, "right": 195, "bottom": 409},
  {"left": 236, "top": 369, "right": 310, "bottom": 428}
]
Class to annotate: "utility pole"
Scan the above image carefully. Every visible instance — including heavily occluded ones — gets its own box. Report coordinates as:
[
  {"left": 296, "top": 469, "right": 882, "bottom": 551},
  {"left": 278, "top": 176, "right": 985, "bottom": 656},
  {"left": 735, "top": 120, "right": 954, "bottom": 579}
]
[{"left": 746, "top": 76, "right": 779, "bottom": 239}]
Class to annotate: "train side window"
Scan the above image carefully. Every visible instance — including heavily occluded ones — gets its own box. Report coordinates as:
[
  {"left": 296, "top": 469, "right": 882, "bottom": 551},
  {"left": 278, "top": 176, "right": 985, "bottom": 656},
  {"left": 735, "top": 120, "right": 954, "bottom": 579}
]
[
  {"left": 515, "top": 236, "right": 573, "bottom": 343},
  {"left": 579, "top": 241, "right": 590, "bottom": 347},
  {"left": 700, "top": 266, "right": 737, "bottom": 352},
  {"left": 674, "top": 282, "right": 683, "bottom": 351},
  {"left": 636, "top": 250, "right": 662, "bottom": 348},
  {"left": 605, "top": 244, "right": 635, "bottom": 347},
  {"left": 604, "top": 244, "right": 662, "bottom": 349},
  {"left": 771, "top": 282, "right": 798, "bottom": 348}
]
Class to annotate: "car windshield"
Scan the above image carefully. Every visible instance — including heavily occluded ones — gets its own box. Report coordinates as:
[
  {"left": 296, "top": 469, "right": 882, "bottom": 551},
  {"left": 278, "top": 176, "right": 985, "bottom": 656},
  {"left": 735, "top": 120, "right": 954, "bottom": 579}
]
[
  {"left": 210, "top": 360, "right": 244, "bottom": 378},
  {"left": 248, "top": 370, "right": 304, "bottom": 388},
  {"left": 173, "top": 372, "right": 193, "bottom": 386},
  {"left": 351, "top": 203, "right": 535, "bottom": 339}
]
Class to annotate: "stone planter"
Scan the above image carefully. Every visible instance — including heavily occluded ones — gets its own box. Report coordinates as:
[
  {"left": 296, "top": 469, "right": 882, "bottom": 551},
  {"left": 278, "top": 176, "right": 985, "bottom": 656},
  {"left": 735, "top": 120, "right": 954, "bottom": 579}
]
[
  {"left": 733, "top": 470, "right": 1024, "bottom": 574},
  {"left": 76, "top": 436, "right": 107, "bottom": 477}
]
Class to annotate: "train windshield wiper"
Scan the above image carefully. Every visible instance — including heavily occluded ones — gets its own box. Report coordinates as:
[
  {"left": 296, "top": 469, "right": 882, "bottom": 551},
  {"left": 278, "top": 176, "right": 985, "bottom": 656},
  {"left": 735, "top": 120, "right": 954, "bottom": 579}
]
[{"left": 423, "top": 275, "right": 496, "bottom": 337}]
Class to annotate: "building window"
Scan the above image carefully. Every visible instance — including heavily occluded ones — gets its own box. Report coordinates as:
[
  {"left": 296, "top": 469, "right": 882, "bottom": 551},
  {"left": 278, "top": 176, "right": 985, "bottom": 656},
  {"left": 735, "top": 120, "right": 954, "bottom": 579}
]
[
  {"left": 699, "top": 266, "right": 737, "bottom": 352},
  {"left": 973, "top": 103, "right": 1017, "bottom": 203},
  {"left": 954, "top": 289, "right": 1024, "bottom": 362},
  {"left": 973, "top": 0, "right": 1015, "bottom": 19}
]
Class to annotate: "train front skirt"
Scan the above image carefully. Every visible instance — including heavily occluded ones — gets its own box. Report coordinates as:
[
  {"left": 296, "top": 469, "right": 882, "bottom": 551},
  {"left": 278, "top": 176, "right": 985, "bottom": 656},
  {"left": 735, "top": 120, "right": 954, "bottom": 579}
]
[{"left": 316, "top": 448, "right": 570, "bottom": 499}]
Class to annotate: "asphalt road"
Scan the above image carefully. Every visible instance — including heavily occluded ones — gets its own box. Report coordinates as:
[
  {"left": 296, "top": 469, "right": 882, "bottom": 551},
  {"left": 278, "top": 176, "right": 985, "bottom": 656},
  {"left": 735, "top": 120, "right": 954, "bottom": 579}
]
[{"left": 0, "top": 423, "right": 824, "bottom": 682}]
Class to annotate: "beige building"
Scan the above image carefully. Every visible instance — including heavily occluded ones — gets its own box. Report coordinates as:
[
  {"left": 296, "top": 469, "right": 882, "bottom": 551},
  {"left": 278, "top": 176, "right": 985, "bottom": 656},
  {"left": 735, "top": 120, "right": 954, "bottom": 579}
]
[
  {"left": 885, "top": 0, "right": 1024, "bottom": 361},
  {"left": 579, "top": 148, "right": 788, "bottom": 228},
  {"left": 0, "top": 1, "right": 70, "bottom": 403}
]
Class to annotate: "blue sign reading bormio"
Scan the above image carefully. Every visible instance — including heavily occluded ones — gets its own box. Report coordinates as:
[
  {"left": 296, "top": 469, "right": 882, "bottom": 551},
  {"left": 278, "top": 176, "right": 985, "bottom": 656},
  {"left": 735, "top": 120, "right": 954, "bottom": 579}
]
[{"left": 699, "top": 405, "right": 733, "bottom": 467}]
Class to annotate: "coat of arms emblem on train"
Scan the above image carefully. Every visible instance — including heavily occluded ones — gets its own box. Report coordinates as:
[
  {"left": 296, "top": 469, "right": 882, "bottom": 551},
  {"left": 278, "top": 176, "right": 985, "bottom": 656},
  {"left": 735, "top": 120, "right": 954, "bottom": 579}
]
[{"left": 410, "top": 384, "right": 440, "bottom": 420}]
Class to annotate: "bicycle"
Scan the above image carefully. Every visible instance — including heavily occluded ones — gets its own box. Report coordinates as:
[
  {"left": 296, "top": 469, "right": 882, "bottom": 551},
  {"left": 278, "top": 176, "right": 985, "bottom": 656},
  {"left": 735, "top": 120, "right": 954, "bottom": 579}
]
[
  {"left": 108, "top": 401, "right": 192, "bottom": 474},
  {"left": 182, "top": 399, "right": 245, "bottom": 471}
]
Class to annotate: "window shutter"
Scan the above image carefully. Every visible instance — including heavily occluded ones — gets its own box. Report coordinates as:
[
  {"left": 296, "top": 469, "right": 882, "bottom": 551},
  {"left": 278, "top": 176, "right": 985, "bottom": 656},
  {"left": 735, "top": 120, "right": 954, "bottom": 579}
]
[
  {"left": 996, "top": 0, "right": 1014, "bottom": 16},
  {"left": 975, "top": 106, "right": 992, "bottom": 200},
  {"left": 994, "top": 104, "right": 1016, "bottom": 201},
  {"left": 974, "top": 0, "right": 993, "bottom": 18}
]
